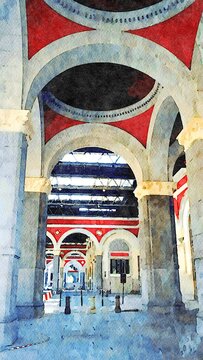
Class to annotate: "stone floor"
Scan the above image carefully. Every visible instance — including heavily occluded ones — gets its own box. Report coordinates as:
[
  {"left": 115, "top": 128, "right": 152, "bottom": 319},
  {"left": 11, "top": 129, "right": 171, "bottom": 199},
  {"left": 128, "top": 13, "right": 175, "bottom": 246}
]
[{"left": 1, "top": 293, "right": 203, "bottom": 360}]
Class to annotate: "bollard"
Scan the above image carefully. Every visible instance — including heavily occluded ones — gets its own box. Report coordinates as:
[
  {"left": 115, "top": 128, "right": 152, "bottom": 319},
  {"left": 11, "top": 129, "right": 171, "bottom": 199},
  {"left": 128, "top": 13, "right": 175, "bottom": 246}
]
[
  {"left": 89, "top": 296, "right": 96, "bottom": 314},
  {"left": 81, "top": 289, "right": 83, "bottom": 307},
  {"left": 115, "top": 295, "right": 121, "bottom": 313},
  {"left": 64, "top": 296, "right": 71, "bottom": 314}
]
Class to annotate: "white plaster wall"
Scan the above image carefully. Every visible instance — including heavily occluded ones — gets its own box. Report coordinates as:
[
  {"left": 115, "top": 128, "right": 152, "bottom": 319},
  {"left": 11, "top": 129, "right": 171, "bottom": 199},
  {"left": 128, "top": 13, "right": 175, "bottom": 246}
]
[{"left": 0, "top": 0, "right": 23, "bottom": 109}]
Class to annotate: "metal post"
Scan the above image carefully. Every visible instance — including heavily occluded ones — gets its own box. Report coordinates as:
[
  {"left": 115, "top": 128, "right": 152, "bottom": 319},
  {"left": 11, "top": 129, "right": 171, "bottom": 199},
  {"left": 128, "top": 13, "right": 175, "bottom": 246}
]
[
  {"left": 122, "top": 283, "right": 125, "bottom": 304},
  {"left": 64, "top": 296, "right": 71, "bottom": 314},
  {"left": 101, "top": 289, "right": 104, "bottom": 307},
  {"left": 81, "top": 289, "right": 83, "bottom": 306},
  {"left": 115, "top": 295, "right": 121, "bottom": 313},
  {"left": 59, "top": 290, "right": 62, "bottom": 307}
]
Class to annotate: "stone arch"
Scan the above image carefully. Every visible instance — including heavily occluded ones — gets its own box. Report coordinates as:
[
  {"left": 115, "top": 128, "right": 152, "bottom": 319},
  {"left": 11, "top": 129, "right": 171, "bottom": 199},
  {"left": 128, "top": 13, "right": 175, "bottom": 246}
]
[
  {"left": 147, "top": 94, "right": 181, "bottom": 181},
  {"left": 44, "top": 0, "right": 194, "bottom": 31},
  {"left": 26, "top": 98, "right": 42, "bottom": 177},
  {"left": 101, "top": 229, "right": 139, "bottom": 254},
  {"left": 58, "top": 228, "right": 99, "bottom": 251},
  {"left": 24, "top": 31, "right": 195, "bottom": 125},
  {"left": 63, "top": 250, "right": 86, "bottom": 260},
  {"left": 109, "top": 239, "right": 129, "bottom": 252},
  {"left": 191, "top": 15, "right": 203, "bottom": 117},
  {"left": 64, "top": 260, "right": 84, "bottom": 272},
  {"left": 46, "top": 231, "right": 57, "bottom": 249},
  {"left": 101, "top": 229, "right": 140, "bottom": 293},
  {"left": 168, "top": 143, "right": 185, "bottom": 182},
  {"left": 43, "top": 123, "right": 147, "bottom": 184}
]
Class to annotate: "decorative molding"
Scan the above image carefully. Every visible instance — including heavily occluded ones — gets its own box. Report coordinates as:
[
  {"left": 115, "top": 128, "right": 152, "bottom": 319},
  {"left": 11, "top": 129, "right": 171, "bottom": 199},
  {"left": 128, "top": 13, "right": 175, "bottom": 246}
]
[
  {"left": 177, "top": 116, "right": 203, "bottom": 151},
  {"left": 25, "top": 177, "right": 52, "bottom": 194},
  {"left": 42, "top": 83, "right": 160, "bottom": 122},
  {"left": 0, "top": 109, "right": 33, "bottom": 140},
  {"left": 172, "top": 168, "right": 186, "bottom": 183},
  {"left": 173, "top": 182, "right": 188, "bottom": 199},
  {"left": 44, "top": 0, "right": 194, "bottom": 31},
  {"left": 134, "top": 181, "right": 176, "bottom": 199}
]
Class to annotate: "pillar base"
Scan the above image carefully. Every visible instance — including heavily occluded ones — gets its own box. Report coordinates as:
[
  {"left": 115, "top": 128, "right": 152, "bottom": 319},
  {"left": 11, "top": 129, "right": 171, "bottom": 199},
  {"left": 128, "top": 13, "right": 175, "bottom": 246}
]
[
  {"left": 196, "top": 312, "right": 203, "bottom": 337},
  {"left": 147, "top": 301, "right": 185, "bottom": 315},
  {"left": 147, "top": 304, "right": 173, "bottom": 315},
  {"left": 0, "top": 318, "right": 18, "bottom": 349},
  {"left": 17, "top": 303, "right": 44, "bottom": 320},
  {"left": 173, "top": 301, "right": 186, "bottom": 314}
]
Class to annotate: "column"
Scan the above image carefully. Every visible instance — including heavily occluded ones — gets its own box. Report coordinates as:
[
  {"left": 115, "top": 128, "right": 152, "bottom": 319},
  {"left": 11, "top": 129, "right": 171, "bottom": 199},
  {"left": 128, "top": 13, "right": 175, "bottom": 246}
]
[
  {"left": 59, "top": 259, "right": 64, "bottom": 290},
  {"left": 178, "top": 116, "right": 203, "bottom": 334},
  {"left": 16, "top": 177, "right": 51, "bottom": 319},
  {"left": 52, "top": 251, "right": 60, "bottom": 293},
  {"left": 95, "top": 253, "right": 103, "bottom": 290},
  {"left": 135, "top": 181, "right": 184, "bottom": 314},
  {"left": 0, "top": 109, "right": 32, "bottom": 347}
]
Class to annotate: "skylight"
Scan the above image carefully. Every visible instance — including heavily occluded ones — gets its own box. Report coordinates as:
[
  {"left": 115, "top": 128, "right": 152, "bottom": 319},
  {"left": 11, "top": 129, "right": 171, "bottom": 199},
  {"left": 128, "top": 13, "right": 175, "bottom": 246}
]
[
  {"left": 61, "top": 152, "right": 126, "bottom": 165},
  {"left": 50, "top": 176, "right": 134, "bottom": 188}
]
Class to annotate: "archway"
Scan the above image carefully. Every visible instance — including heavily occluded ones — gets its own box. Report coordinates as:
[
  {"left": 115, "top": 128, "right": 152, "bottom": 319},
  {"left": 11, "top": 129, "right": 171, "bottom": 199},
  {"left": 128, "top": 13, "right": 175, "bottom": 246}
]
[
  {"left": 101, "top": 229, "right": 140, "bottom": 294},
  {"left": 24, "top": 32, "right": 195, "bottom": 124},
  {"left": 45, "top": 143, "right": 141, "bottom": 296},
  {"left": 43, "top": 123, "right": 147, "bottom": 183}
]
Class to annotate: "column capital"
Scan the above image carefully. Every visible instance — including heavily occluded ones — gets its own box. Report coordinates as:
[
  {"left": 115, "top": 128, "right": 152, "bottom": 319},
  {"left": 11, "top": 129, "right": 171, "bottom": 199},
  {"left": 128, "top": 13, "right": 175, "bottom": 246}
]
[
  {"left": 25, "top": 177, "right": 52, "bottom": 194},
  {"left": 134, "top": 181, "right": 176, "bottom": 200},
  {"left": 95, "top": 250, "right": 103, "bottom": 256},
  {"left": 178, "top": 116, "right": 203, "bottom": 151},
  {"left": 0, "top": 109, "right": 34, "bottom": 140},
  {"left": 53, "top": 250, "right": 61, "bottom": 256}
]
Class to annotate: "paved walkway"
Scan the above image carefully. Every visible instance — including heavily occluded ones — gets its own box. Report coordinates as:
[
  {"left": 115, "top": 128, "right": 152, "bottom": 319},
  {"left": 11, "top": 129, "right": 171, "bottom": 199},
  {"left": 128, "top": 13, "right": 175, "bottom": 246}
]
[
  {"left": 1, "top": 293, "right": 203, "bottom": 360},
  {"left": 44, "top": 292, "right": 143, "bottom": 314}
]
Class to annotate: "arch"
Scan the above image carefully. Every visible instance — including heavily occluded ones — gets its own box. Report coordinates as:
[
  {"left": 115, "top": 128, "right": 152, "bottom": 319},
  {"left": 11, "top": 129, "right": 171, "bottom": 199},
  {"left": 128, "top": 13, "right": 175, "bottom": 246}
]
[
  {"left": 64, "top": 260, "right": 84, "bottom": 272},
  {"left": 168, "top": 143, "right": 184, "bottom": 182},
  {"left": 101, "top": 229, "right": 140, "bottom": 254},
  {"left": 147, "top": 94, "right": 180, "bottom": 181},
  {"left": 26, "top": 98, "right": 42, "bottom": 177},
  {"left": 44, "top": 0, "right": 194, "bottom": 31},
  {"left": 43, "top": 123, "right": 147, "bottom": 184},
  {"left": 46, "top": 231, "right": 57, "bottom": 249},
  {"left": 109, "top": 239, "right": 129, "bottom": 252},
  {"left": 58, "top": 228, "right": 99, "bottom": 250},
  {"left": 24, "top": 31, "right": 195, "bottom": 125},
  {"left": 42, "top": 82, "right": 160, "bottom": 122},
  {"left": 191, "top": 15, "right": 203, "bottom": 117},
  {"left": 45, "top": 259, "right": 53, "bottom": 269},
  {"left": 0, "top": 0, "right": 23, "bottom": 109},
  {"left": 101, "top": 229, "right": 140, "bottom": 293},
  {"left": 63, "top": 250, "right": 86, "bottom": 260}
]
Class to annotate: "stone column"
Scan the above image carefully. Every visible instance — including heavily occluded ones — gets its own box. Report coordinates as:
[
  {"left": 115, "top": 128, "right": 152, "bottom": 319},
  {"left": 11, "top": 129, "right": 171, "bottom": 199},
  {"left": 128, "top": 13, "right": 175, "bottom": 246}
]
[
  {"left": 0, "top": 109, "right": 32, "bottom": 347},
  {"left": 135, "top": 181, "right": 184, "bottom": 314},
  {"left": 16, "top": 177, "right": 51, "bottom": 319},
  {"left": 53, "top": 251, "right": 60, "bottom": 293},
  {"left": 95, "top": 253, "right": 103, "bottom": 290},
  {"left": 178, "top": 116, "right": 203, "bottom": 334}
]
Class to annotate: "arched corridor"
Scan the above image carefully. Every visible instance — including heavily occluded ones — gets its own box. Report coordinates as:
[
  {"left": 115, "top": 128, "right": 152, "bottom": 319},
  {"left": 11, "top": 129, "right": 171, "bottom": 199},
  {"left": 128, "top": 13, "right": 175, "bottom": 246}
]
[{"left": 0, "top": 0, "right": 203, "bottom": 358}]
